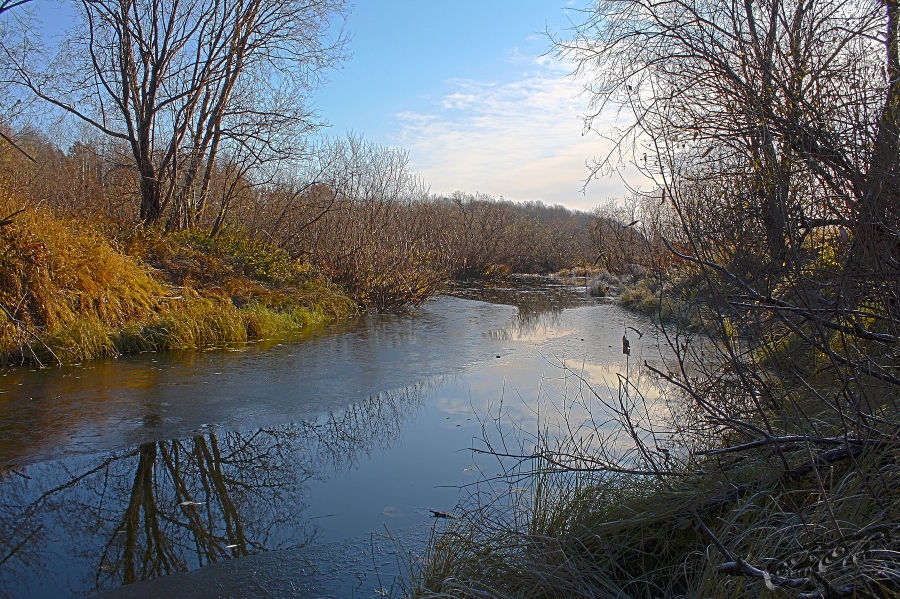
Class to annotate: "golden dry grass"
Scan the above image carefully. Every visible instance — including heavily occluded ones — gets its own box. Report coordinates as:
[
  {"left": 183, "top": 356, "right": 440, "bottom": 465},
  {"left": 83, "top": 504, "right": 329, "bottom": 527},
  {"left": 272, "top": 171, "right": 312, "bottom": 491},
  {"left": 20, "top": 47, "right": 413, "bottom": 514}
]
[{"left": 0, "top": 193, "right": 355, "bottom": 366}]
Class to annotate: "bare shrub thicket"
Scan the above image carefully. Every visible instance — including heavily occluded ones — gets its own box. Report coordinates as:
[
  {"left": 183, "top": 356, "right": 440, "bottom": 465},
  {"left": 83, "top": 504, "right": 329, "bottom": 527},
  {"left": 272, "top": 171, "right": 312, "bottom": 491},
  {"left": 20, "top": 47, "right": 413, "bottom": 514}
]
[
  {"left": 249, "top": 136, "right": 445, "bottom": 309},
  {"left": 589, "top": 196, "right": 680, "bottom": 274},
  {"left": 414, "top": 0, "right": 900, "bottom": 597},
  {"left": 0, "top": 125, "right": 609, "bottom": 309},
  {"left": 425, "top": 193, "right": 593, "bottom": 278},
  {"left": 226, "top": 138, "right": 600, "bottom": 307}
]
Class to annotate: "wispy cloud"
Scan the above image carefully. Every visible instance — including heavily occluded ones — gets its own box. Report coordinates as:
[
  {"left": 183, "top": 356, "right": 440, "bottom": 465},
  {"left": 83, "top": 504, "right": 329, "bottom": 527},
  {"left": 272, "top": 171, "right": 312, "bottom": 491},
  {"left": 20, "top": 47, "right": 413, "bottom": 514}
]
[{"left": 393, "top": 58, "right": 644, "bottom": 210}]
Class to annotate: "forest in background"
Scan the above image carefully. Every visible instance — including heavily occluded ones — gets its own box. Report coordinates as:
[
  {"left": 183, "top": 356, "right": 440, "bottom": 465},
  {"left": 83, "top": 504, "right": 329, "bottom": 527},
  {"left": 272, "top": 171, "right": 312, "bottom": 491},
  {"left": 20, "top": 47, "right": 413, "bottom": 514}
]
[
  {"left": 0, "top": 123, "right": 649, "bottom": 365},
  {"left": 0, "top": 0, "right": 660, "bottom": 365}
]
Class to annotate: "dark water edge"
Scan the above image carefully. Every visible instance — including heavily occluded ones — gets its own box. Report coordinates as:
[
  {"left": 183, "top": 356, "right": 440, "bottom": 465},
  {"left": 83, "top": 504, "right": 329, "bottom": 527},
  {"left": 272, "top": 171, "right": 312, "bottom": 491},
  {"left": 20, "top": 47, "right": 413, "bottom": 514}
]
[{"left": 0, "top": 281, "right": 662, "bottom": 599}]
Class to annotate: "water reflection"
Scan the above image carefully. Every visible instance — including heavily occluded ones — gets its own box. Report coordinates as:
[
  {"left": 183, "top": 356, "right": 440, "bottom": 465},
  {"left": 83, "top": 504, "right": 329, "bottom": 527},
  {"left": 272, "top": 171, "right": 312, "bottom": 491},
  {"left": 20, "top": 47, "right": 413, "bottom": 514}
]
[
  {"left": 0, "top": 384, "right": 426, "bottom": 598},
  {"left": 0, "top": 281, "right": 664, "bottom": 599},
  {"left": 447, "top": 277, "right": 598, "bottom": 342},
  {"left": 448, "top": 277, "right": 592, "bottom": 317},
  {"left": 0, "top": 296, "right": 512, "bottom": 468}
]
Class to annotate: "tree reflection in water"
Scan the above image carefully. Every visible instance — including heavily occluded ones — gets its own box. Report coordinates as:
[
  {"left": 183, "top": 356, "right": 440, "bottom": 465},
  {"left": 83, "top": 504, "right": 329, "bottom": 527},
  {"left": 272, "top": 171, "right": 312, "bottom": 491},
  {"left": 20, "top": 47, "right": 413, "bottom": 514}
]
[
  {"left": 0, "top": 383, "right": 426, "bottom": 598},
  {"left": 448, "top": 278, "right": 596, "bottom": 340}
]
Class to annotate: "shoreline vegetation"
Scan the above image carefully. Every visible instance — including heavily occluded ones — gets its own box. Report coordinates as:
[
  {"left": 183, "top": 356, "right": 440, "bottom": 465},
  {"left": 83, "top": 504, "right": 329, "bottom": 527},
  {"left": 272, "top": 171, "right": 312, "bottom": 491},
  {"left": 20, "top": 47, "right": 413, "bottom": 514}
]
[
  {"left": 407, "top": 0, "right": 900, "bottom": 596},
  {"left": 0, "top": 198, "right": 356, "bottom": 366},
  {"left": 0, "top": 140, "right": 643, "bottom": 367}
]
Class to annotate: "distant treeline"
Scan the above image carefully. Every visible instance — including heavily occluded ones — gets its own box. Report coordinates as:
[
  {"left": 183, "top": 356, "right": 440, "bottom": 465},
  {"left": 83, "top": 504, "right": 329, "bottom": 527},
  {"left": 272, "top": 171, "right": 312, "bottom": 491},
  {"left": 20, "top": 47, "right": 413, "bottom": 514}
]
[{"left": 0, "top": 129, "right": 650, "bottom": 309}]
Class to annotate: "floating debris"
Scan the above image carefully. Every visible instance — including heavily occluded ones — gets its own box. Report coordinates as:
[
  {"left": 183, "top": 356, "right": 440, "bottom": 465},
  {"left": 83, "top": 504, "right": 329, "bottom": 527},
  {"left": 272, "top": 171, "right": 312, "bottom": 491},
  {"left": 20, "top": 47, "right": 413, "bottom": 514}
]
[{"left": 428, "top": 509, "right": 456, "bottom": 519}]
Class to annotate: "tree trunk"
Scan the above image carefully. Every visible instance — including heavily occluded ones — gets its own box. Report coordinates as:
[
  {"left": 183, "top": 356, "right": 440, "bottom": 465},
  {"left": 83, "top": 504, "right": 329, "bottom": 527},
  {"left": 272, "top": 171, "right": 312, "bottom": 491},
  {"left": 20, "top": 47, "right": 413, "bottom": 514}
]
[
  {"left": 139, "top": 164, "right": 162, "bottom": 225},
  {"left": 853, "top": 0, "right": 900, "bottom": 315}
]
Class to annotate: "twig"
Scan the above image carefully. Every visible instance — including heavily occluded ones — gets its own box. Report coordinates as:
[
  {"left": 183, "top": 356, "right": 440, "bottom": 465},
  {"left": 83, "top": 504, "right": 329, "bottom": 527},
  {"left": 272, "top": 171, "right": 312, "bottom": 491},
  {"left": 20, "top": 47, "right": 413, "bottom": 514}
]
[
  {"left": 717, "top": 560, "right": 811, "bottom": 590},
  {"left": 0, "top": 206, "right": 26, "bottom": 228},
  {"left": 0, "top": 300, "right": 62, "bottom": 367},
  {"left": 781, "top": 446, "right": 864, "bottom": 483},
  {"left": 470, "top": 448, "right": 687, "bottom": 477},
  {"left": 696, "top": 514, "right": 814, "bottom": 591},
  {"left": 696, "top": 436, "right": 895, "bottom": 456},
  {"left": 0, "top": 525, "right": 42, "bottom": 568},
  {"left": 693, "top": 512, "right": 734, "bottom": 561},
  {"left": 796, "top": 584, "right": 858, "bottom": 599},
  {"left": 429, "top": 509, "right": 456, "bottom": 519},
  {"left": 0, "top": 130, "right": 36, "bottom": 163}
]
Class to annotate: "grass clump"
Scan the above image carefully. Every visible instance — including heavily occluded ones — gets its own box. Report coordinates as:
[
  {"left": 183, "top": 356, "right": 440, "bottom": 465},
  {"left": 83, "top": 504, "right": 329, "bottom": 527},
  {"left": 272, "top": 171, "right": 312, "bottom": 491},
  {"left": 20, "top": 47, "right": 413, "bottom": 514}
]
[
  {"left": 0, "top": 202, "right": 164, "bottom": 332},
  {"left": 0, "top": 193, "right": 165, "bottom": 364},
  {"left": 426, "top": 462, "right": 900, "bottom": 598},
  {"left": 0, "top": 197, "right": 355, "bottom": 366},
  {"left": 411, "top": 385, "right": 900, "bottom": 599},
  {"left": 620, "top": 274, "right": 702, "bottom": 327},
  {"left": 139, "top": 295, "right": 248, "bottom": 350}
]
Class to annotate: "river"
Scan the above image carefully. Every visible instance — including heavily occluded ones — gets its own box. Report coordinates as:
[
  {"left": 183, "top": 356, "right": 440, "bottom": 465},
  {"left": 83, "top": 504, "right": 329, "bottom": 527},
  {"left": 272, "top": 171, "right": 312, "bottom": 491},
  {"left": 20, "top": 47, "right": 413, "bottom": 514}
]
[{"left": 0, "top": 279, "right": 664, "bottom": 599}]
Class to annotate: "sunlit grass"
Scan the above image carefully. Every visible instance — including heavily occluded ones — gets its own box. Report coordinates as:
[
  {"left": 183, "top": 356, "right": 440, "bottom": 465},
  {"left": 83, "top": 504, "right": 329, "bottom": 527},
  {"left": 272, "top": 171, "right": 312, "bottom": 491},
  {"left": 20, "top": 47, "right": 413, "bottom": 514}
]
[{"left": 0, "top": 194, "right": 355, "bottom": 366}]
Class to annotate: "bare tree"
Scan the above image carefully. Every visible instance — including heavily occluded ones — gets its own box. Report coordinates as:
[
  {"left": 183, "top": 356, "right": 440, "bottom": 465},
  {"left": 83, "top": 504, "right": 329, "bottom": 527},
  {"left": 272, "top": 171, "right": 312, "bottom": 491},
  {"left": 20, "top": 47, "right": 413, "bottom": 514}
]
[
  {"left": 2, "top": 0, "right": 348, "bottom": 227},
  {"left": 555, "top": 0, "right": 892, "bottom": 282},
  {"left": 0, "top": 0, "right": 31, "bottom": 16}
]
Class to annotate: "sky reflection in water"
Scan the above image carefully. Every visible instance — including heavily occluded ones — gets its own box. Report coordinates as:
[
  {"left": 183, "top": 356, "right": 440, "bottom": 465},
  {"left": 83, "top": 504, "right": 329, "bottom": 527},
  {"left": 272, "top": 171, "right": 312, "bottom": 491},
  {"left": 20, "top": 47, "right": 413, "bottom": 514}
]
[{"left": 0, "top": 280, "right": 665, "bottom": 598}]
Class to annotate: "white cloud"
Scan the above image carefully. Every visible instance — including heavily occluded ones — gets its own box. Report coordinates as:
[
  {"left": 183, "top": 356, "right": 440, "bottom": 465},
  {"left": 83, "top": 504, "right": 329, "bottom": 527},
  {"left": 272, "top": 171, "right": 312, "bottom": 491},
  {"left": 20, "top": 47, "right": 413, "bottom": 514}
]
[{"left": 393, "top": 57, "right": 646, "bottom": 211}]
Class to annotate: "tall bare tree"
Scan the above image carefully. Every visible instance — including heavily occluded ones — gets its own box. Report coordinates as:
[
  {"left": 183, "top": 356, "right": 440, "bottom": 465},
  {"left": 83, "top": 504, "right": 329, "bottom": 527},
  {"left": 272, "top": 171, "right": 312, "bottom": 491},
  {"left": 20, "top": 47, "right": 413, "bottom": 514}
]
[
  {"left": 2, "top": 0, "right": 348, "bottom": 226},
  {"left": 555, "top": 0, "right": 897, "bottom": 356}
]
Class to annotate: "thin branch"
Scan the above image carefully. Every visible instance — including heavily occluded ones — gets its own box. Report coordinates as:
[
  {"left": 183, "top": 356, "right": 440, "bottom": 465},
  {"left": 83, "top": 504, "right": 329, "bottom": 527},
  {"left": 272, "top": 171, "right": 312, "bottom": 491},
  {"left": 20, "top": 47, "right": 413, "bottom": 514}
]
[{"left": 0, "top": 130, "right": 36, "bottom": 162}]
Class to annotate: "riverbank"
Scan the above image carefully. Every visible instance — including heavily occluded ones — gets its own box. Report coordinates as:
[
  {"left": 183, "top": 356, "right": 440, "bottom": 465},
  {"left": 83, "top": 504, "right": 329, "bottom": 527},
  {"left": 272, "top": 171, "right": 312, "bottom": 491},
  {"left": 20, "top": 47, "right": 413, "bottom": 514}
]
[
  {"left": 0, "top": 199, "right": 355, "bottom": 366},
  {"left": 409, "top": 270, "right": 900, "bottom": 598},
  {"left": 410, "top": 361, "right": 900, "bottom": 599},
  {"left": 0, "top": 196, "right": 621, "bottom": 367}
]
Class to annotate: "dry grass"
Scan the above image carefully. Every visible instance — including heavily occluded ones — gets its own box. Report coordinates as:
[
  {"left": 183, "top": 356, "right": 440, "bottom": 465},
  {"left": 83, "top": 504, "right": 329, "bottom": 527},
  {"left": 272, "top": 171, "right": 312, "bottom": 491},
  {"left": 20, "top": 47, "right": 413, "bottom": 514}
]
[
  {"left": 0, "top": 195, "right": 355, "bottom": 366},
  {"left": 409, "top": 397, "right": 900, "bottom": 599}
]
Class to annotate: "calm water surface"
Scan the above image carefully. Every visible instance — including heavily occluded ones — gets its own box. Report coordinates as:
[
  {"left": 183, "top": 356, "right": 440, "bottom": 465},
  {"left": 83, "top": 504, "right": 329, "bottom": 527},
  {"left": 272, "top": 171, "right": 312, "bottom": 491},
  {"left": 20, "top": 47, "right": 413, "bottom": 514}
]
[{"left": 0, "top": 279, "right": 664, "bottom": 599}]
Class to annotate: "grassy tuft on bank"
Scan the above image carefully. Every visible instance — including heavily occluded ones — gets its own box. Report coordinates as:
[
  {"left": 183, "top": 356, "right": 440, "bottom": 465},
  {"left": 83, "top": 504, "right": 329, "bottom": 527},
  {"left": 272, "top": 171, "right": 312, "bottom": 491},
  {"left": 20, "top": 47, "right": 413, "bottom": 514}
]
[
  {"left": 0, "top": 195, "right": 354, "bottom": 366},
  {"left": 410, "top": 380, "right": 900, "bottom": 599}
]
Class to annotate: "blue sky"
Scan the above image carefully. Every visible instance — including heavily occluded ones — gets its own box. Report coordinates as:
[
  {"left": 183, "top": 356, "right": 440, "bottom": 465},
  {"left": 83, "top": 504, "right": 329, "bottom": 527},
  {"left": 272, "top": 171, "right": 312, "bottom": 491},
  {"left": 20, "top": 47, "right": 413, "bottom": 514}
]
[
  {"left": 313, "top": 1, "right": 637, "bottom": 210},
  {"left": 33, "top": 0, "right": 639, "bottom": 210}
]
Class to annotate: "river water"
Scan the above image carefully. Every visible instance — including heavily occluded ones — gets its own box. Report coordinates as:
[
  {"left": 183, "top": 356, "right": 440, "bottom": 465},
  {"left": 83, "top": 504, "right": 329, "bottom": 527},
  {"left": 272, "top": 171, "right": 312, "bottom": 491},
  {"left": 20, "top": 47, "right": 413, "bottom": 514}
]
[{"left": 0, "top": 279, "right": 664, "bottom": 599}]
